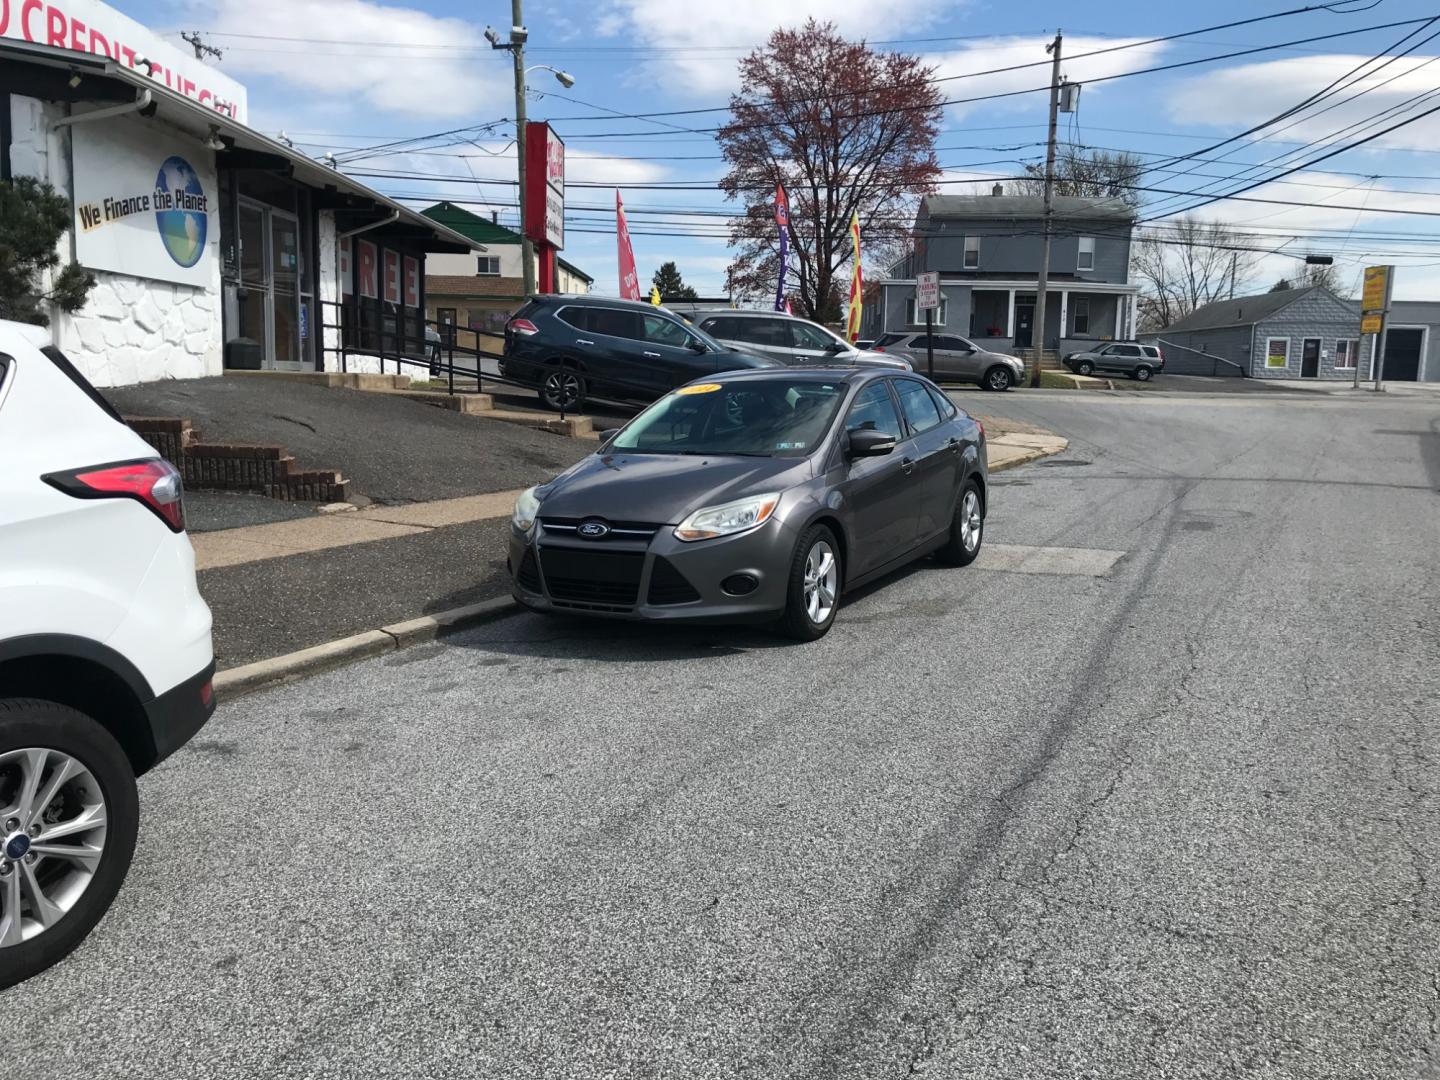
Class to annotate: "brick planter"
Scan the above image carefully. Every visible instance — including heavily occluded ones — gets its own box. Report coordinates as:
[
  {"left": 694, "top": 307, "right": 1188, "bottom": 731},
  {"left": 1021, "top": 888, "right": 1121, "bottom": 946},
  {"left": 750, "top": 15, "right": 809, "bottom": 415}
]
[{"left": 125, "top": 416, "right": 350, "bottom": 503}]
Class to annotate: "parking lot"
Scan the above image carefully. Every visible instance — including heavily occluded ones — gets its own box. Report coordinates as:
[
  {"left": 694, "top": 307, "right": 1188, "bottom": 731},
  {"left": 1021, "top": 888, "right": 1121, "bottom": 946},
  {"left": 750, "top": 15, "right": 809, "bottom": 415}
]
[{"left": 10, "top": 389, "right": 1439, "bottom": 1080}]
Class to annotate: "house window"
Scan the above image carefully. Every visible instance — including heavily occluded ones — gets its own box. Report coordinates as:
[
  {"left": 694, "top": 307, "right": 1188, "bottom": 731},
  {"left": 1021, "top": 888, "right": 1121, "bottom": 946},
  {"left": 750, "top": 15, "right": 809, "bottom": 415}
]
[
  {"left": 1335, "top": 338, "right": 1359, "bottom": 369},
  {"left": 477, "top": 256, "right": 502, "bottom": 276},
  {"left": 905, "top": 297, "right": 947, "bottom": 326},
  {"left": 1265, "top": 337, "right": 1290, "bottom": 369},
  {"left": 963, "top": 236, "right": 980, "bottom": 269},
  {"left": 1077, "top": 237, "right": 1095, "bottom": 272},
  {"left": 1072, "top": 296, "right": 1090, "bottom": 335}
]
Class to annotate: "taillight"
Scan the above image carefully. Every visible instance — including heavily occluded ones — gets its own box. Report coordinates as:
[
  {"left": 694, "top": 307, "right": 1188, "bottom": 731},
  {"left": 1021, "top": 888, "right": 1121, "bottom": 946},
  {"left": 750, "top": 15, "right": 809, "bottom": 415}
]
[
  {"left": 976, "top": 419, "right": 985, "bottom": 439},
  {"left": 874, "top": 346, "right": 885, "bottom": 352},
  {"left": 43, "top": 457, "right": 186, "bottom": 532},
  {"left": 509, "top": 318, "right": 539, "bottom": 337}
]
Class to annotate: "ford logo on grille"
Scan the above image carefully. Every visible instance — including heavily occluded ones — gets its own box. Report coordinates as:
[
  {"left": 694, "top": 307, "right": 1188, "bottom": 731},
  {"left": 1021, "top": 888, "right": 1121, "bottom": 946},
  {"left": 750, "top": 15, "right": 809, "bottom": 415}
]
[{"left": 577, "top": 519, "right": 611, "bottom": 539}]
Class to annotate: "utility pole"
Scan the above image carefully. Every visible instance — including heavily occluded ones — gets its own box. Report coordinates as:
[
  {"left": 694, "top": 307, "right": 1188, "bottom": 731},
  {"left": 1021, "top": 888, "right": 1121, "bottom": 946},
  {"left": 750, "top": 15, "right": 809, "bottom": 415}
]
[
  {"left": 1030, "top": 31, "right": 1062, "bottom": 388},
  {"left": 511, "top": 0, "right": 534, "bottom": 296},
  {"left": 1228, "top": 252, "right": 1237, "bottom": 300},
  {"left": 181, "top": 31, "right": 222, "bottom": 61}
]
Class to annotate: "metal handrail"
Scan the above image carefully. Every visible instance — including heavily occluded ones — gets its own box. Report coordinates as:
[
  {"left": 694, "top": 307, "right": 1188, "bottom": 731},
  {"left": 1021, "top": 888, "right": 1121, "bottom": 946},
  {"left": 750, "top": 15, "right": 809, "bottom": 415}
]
[{"left": 1156, "top": 338, "right": 1247, "bottom": 378}]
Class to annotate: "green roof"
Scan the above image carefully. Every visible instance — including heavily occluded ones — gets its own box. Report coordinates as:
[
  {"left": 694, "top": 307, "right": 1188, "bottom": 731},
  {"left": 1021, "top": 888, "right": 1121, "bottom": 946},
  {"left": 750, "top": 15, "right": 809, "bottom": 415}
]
[{"left": 421, "top": 202, "right": 593, "bottom": 284}]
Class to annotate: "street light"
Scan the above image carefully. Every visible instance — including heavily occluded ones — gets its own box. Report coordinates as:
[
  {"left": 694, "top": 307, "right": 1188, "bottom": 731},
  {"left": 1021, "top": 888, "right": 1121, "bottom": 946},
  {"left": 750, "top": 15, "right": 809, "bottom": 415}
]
[
  {"left": 527, "top": 64, "right": 576, "bottom": 89},
  {"left": 487, "top": 9, "right": 576, "bottom": 295}
]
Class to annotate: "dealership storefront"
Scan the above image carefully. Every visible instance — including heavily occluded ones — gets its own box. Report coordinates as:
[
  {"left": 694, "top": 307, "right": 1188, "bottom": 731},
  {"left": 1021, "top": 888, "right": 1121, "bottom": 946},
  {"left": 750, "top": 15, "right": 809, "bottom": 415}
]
[{"left": 2, "top": 9, "right": 474, "bottom": 385}]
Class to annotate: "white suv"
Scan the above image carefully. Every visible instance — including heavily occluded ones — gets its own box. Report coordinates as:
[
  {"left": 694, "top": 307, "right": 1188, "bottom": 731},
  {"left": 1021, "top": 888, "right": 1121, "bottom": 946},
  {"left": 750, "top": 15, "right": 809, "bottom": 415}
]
[{"left": 0, "top": 320, "right": 215, "bottom": 989}]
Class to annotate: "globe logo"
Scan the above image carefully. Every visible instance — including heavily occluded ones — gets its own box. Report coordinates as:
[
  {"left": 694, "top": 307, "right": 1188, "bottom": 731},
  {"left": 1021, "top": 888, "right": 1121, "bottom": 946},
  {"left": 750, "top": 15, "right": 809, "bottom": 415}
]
[{"left": 154, "top": 155, "right": 208, "bottom": 268}]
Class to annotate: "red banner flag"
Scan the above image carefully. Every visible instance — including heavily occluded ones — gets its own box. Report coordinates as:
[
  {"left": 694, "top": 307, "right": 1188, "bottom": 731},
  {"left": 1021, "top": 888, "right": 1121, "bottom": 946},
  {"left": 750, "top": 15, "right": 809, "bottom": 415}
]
[{"left": 616, "top": 190, "right": 641, "bottom": 300}]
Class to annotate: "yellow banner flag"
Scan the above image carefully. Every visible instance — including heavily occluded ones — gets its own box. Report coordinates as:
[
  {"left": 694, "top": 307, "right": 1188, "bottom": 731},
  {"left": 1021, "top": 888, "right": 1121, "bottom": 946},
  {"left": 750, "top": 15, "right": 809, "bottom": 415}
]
[
  {"left": 650, "top": 285, "right": 662, "bottom": 306},
  {"left": 846, "top": 211, "right": 863, "bottom": 343}
]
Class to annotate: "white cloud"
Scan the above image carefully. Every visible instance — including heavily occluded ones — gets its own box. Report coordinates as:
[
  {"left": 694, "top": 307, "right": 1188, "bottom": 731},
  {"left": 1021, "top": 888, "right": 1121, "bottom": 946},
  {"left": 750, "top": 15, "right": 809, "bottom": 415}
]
[
  {"left": 596, "top": 0, "right": 971, "bottom": 96},
  {"left": 209, "top": 0, "right": 508, "bottom": 119},
  {"left": 926, "top": 35, "right": 1171, "bottom": 120},
  {"left": 1166, "top": 54, "right": 1440, "bottom": 154}
]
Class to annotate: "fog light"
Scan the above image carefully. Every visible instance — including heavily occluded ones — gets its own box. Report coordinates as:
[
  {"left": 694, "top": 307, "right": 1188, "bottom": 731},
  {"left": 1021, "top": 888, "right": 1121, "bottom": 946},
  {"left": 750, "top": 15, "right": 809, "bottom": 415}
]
[{"left": 721, "top": 573, "right": 758, "bottom": 596}]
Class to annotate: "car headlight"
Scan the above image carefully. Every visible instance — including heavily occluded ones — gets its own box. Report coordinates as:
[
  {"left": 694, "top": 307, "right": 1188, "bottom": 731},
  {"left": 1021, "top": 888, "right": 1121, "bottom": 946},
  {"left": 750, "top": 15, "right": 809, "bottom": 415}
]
[
  {"left": 512, "top": 486, "right": 542, "bottom": 534},
  {"left": 674, "top": 493, "right": 780, "bottom": 542}
]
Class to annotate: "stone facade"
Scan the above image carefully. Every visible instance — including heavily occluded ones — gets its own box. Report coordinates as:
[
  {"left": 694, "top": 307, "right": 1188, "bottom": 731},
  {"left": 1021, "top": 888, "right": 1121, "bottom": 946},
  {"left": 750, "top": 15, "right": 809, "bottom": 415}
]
[{"left": 9, "top": 94, "right": 224, "bottom": 387}]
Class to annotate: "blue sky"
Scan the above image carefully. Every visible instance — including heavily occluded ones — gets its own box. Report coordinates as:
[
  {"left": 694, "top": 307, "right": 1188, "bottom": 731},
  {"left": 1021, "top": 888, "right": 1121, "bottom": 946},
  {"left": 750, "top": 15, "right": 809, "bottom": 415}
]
[{"left": 127, "top": 0, "right": 1440, "bottom": 299}]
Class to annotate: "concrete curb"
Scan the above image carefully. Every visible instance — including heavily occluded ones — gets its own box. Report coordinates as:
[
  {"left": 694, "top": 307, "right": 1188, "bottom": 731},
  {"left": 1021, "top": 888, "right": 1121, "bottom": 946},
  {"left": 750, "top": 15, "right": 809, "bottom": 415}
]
[{"left": 214, "top": 596, "right": 518, "bottom": 700}]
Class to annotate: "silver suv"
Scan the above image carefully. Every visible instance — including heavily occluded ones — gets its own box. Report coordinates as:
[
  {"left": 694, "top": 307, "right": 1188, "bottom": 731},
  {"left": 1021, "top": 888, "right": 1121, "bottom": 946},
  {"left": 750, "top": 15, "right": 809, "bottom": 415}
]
[
  {"left": 696, "top": 311, "right": 911, "bottom": 371},
  {"left": 870, "top": 332, "right": 1025, "bottom": 391},
  {"left": 1063, "top": 342, "right": 1164, "bottom": 381}
]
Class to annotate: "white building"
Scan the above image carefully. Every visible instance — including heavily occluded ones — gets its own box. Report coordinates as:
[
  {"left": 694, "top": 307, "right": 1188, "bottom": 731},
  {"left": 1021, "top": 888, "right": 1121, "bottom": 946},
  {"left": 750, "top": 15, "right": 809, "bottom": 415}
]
[{"left": 2, "top": 13, "right": 476, "bottom": 386}]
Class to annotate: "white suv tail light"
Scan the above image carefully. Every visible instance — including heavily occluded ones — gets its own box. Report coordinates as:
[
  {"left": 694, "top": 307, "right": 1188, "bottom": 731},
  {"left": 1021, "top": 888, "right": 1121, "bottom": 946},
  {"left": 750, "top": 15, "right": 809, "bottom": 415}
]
[{"left": 42, "top": 457, "right": 186, "bottom": 532}]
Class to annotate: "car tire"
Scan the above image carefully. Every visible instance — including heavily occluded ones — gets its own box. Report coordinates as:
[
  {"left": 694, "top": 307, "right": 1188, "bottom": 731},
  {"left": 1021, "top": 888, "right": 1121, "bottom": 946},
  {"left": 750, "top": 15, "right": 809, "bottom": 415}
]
[
  {"left": 539, "top": 365, "right": 586, "bottom": 412},
  {"left": 778, "top": 525, "right": 842, "bottom": 642},
  {"left": 984, "top": 365, "right": 1013, "bottom": 392},
  {"left": 1077, "top": 360, "right": 1094, "bottom": 376},
  {"left": 1133, "top": 365, "right": 1153, "bottom": 381},
  {"left": 0, "top": 699, "right": 139, "bottom": 991},
  {"left": 936, "top": 478, "right": 985, "bottom": 567}
]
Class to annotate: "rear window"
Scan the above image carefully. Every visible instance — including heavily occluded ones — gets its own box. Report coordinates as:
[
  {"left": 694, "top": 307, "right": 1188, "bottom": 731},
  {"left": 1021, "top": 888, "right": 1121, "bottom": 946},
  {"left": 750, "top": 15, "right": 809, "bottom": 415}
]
[
  {"left": 1141, "top": 345, "right": 1161, "bottom": 358},
  {"left": 42, "top": 345, "right": 125, "bottom": 424},
  {"left": 874, "top": 333, "right": 908, "bottom": 349}
]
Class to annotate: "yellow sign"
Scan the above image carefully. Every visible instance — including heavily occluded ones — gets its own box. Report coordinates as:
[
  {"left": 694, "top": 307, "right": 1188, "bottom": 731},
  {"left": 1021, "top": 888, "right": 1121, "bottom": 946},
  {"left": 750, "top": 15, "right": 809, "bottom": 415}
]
[
  {"left": 676, "top": 383, "right": 722, "bottom": 396},
  {"left": 1362, "top": 265, "right": 1390, "bottom": 313},
  {"left": 1361, "top": 313, "right": 1383, "bottom": 335}
]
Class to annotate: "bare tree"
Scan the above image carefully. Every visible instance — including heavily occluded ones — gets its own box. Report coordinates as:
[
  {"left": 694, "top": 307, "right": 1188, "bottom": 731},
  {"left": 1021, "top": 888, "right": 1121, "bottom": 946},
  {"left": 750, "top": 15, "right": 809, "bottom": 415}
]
[
  {"left": 1012, "top": 147, "right": 1145, "bottom": 208},
  {"left": 718, "top": 20, "right": 942, "bottom": 320},
  {"left": 1269, "top": 263, "right": 1341, "bottom": 294},
  {"left": 1132, "top": 218, "right": 1261, "bottom": 332}
]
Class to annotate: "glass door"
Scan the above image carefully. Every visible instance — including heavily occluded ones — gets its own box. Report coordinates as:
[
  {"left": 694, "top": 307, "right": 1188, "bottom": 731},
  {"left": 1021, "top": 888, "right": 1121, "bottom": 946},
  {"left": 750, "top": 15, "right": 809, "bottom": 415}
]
[
  {"left": 270, "top": 210, "right": 302, "bottom": 370},
  {"left": 238, "top": 201, "right": 269, "bottom": 358}
]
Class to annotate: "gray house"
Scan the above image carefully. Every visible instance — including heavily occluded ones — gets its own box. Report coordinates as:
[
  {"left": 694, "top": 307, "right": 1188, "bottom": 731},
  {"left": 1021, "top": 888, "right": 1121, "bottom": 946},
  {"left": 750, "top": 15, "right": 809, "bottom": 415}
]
[
  {"left": 1143, "top": 286, "right": 1376, "bottom": 380},
  {"left": 865, "top": 188, "right": 1140, "bottom": 356}
]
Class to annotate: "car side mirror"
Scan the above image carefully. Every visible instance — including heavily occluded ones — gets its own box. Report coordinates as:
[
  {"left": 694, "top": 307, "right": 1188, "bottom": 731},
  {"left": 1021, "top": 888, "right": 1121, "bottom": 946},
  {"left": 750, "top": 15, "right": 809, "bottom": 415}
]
[
  {"left": 848, "top": 428, "right": 897, "bottom": 457},
  {"left": 689, "top": 340, "right": 708, "bottom": 353},
  {"left": 825, "top": 341, "right": 846, "bottom": 353},
  {"left": 597, "top": 428, "right": 620, "bottom": 443}
]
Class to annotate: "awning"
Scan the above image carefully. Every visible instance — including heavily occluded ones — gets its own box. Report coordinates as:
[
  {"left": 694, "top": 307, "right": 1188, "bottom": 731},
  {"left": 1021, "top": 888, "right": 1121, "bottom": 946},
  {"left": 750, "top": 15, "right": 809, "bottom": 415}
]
[{"left": 0, "top": 39, "right": 479, "bottom": 254}]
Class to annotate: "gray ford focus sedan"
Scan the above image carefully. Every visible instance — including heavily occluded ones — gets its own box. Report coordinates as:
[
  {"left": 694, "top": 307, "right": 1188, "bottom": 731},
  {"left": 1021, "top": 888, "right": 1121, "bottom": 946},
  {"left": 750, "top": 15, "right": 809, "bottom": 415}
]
[{"left": 507, "top": 367, "right": 987, "bottom": 640}]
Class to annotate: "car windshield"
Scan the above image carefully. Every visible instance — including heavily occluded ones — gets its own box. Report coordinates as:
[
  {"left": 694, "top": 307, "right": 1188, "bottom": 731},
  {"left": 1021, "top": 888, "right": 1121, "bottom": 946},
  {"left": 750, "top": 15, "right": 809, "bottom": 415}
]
[
  {"left": 609, "top": 378, "right": 847, "bottom": 458},
  {"left": 684, "top": 321, "right": 729, "bottom": 352}
]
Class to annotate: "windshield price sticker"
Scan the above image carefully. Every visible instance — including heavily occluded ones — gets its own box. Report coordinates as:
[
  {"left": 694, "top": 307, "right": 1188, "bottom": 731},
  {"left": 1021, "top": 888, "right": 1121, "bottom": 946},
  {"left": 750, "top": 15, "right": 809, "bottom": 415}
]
[{"left": 677, "top": 384, "right": 722, "bottom": 396}]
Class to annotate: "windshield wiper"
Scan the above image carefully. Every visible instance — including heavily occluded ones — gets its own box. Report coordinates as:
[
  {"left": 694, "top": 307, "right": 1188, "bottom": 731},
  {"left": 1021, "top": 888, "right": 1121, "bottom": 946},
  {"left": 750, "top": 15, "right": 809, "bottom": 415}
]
[{"left": 671, "top": 449, "right": 772, "bottom": 457}]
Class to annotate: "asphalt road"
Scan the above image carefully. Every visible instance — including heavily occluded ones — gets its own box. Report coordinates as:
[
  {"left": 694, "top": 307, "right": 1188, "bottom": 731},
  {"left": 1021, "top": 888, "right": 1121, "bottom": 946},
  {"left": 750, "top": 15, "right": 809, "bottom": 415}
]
[{"left": 11, "top": 389, "right": 1439, "bottom": 1079}]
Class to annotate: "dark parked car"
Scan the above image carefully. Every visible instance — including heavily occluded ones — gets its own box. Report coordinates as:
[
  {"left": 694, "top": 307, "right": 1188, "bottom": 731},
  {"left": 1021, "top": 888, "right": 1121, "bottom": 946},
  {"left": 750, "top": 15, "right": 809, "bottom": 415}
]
[
  {"left": 501, "top": 295, "right": 776, "bottom": 411},
  {"left": 1063, "top": 342, "right": 1164, "bottom": 380},
  {"left": 871, "top": 332, "right": 1025, "bottom": 390},
  {"left": 507, "top": 367, "right": 987, "bottom": 640}
]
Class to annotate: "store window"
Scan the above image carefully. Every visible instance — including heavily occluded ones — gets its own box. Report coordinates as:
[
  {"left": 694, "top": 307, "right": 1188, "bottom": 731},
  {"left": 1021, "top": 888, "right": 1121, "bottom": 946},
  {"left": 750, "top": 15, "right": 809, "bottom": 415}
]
[
  {"left": 1266, "top": 338, "right": 1290, "bottom": 369},
  {"left": 1335, "top": 338, "right": 1359, "bottom": 369}
]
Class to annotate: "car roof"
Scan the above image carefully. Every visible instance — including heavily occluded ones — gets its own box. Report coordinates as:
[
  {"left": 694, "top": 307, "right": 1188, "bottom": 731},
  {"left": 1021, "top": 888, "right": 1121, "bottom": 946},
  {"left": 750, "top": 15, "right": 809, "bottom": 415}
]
[
  {"left": 0, "top": 319, "right": 53, "bottom": 350},
  {"left": 706, "top": 365, "right": 878, "bottom": 384},
  {"left": 533, "top": 293, "right": 675, "bottom": 314}
]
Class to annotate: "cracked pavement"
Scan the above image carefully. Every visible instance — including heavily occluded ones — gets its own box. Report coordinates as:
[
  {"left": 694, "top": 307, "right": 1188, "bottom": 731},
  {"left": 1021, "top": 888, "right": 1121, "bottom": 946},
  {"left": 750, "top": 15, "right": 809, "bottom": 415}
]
[{"left": 7, "top": 389, "right": 1439, "bottom": 1079}]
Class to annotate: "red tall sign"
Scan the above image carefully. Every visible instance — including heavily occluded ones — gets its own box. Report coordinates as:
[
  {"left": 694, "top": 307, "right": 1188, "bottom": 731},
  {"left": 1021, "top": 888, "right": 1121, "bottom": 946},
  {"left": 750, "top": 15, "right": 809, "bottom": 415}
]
[
  {"left": 524, "top": 121, "right": 565, "bottom": 292},
  {"left": 616, "top": 190, "right": 640, "bottom": 301}
]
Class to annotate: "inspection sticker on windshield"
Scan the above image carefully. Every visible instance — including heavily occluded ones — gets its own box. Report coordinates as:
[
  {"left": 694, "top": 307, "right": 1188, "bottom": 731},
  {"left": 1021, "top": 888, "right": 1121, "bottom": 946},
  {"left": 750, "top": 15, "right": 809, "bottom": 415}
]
[
  {"left": 677, "top": 383, "right": 722, "bottom": 395},
  {"left": 776, "top": 442, "right": 805, "bottom": 450}
]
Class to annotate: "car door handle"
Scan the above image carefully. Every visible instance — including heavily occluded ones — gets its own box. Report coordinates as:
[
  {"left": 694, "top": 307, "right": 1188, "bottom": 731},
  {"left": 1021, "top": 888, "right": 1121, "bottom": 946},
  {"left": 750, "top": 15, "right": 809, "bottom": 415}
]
[
  {"left": 901, "top": 457, "right": 915, "bottom": 476},
  {"left": 948, "top": 437, "right": 961, "bottom": 454},
  {"left": 575, "top": 338, "right": 595, "bottom": 346},
  {"left": 643, "top": 351, "right": 662, "bottom": 358}
]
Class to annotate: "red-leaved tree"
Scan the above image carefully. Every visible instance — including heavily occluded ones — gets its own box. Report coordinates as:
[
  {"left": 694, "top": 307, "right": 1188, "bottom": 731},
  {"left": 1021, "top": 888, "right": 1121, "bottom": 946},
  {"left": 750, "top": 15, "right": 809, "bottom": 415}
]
[{"left": 718, "top": 20, "right": 943, "bottom": 321}]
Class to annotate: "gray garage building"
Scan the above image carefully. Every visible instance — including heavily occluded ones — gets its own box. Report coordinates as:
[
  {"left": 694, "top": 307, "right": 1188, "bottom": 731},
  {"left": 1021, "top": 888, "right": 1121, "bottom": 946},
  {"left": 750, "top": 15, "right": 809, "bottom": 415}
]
[{"left": 1144, "top": 286, "right": 1440, "bottom": 382}]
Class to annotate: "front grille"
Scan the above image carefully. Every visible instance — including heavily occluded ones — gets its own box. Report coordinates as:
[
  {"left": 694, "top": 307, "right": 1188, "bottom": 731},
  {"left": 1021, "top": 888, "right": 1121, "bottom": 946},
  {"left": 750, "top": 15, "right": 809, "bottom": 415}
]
[
  {"left": 516, "top": 549, "right": 542, "bottom": 592},
  {"left": 647, "top": 557, "right": 701, "bottom": 605},
  {"left": 540, "top": 517, "right": 661, "bottom": 540},
  {"left": 538, "top": 546, "right": 644, "bottom": 609}
]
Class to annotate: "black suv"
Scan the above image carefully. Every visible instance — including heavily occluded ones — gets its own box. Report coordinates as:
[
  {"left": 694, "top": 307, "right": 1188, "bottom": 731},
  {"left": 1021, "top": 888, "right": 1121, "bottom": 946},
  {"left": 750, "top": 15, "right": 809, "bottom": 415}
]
[{"left": 501, "top": 295, "right": 776, "bottom": 411}]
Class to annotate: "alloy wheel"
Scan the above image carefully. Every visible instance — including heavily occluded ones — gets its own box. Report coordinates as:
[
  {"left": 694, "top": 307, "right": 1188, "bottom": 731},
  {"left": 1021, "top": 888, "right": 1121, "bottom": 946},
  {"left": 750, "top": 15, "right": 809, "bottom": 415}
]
[
  {"left": 803, "top": 540, "right": 839, "bottom": 625},
  {"left": 0, "top": 748, "right": 108, "bottom": 948},
  {"left": 960, "top": 489, "right": 983, "bottom": 552},
  {"left": 988, "top": 367, "right": 1012, "bottom": 391},
  {"left": 543, "top": 370, "right": 582, "bottom": 409},
  {"left": 1078, "top": 361, "right": 1093, "bottom": 376}
]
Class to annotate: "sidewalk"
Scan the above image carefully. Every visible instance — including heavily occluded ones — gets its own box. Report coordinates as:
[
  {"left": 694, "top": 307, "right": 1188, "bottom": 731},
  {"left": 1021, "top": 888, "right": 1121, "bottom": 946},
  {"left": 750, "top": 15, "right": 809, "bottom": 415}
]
[{"left": 194, "top": 424, "right": 1067, "bottom": 670}]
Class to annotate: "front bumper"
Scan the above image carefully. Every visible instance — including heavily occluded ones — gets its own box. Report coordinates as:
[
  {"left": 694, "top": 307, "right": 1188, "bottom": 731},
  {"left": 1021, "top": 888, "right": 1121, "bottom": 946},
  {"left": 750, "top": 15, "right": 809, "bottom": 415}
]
[
  {"left": 508, "top": 517, "right": 798, "bottom": 624},
  {"left": 141, "top": 660, "right": 217, "bottom": 772}
]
